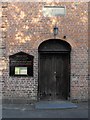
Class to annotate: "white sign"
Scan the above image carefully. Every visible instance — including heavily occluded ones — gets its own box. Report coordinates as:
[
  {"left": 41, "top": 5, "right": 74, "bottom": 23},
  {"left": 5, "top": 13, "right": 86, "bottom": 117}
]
[
  {"left": 43, "top": 6, "right": 66, "bottom": 17},
  {"left": 15, "top": 67, "right": 27, "bottom": 75}
]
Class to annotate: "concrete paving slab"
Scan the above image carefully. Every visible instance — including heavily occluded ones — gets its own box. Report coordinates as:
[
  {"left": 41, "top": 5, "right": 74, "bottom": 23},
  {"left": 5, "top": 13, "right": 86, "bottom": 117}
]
[{"left": 35, "top": 100, "right": 77, "bottom": 109}]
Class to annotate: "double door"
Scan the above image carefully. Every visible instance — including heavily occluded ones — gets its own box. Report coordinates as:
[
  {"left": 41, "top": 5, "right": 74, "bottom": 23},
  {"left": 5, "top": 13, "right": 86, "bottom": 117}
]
[{"left": 38, "top": 53, "right": 70, "bottom": 100}]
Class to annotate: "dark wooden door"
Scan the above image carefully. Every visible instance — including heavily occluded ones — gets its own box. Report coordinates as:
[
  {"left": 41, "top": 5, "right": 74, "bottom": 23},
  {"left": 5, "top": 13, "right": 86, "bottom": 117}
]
[{"left": 38, "top": 53, "right": 70, "bottom": 100}]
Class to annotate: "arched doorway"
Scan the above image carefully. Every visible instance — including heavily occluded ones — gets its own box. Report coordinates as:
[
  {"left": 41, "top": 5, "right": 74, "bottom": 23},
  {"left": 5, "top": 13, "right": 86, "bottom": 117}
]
[{"left": 38, "top": 39, "right": 71, "bottom": 100}]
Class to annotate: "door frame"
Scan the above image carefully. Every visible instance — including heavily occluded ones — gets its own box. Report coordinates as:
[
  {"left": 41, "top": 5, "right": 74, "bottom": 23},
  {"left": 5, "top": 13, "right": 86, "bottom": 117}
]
[{"left": 38, "top": 39, "right": 71, "bottom": 101}]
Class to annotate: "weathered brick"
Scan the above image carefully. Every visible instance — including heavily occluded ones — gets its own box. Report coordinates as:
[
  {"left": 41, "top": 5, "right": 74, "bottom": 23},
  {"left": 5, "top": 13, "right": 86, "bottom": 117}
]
[{"left": 1, "top": 2, "right": 88, "bottom": 103}]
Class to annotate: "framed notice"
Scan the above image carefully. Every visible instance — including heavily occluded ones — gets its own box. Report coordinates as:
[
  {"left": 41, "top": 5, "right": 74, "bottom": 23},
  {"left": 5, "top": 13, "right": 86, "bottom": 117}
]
[{"left": 9, "top": 52, "right": 34, "bottom": 77}]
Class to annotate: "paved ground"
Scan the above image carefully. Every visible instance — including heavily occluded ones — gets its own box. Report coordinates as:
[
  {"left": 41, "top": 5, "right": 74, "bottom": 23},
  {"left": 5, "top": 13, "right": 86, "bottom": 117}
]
[{"left": 2, "top": 101, "right": 88, "bottom": 118}]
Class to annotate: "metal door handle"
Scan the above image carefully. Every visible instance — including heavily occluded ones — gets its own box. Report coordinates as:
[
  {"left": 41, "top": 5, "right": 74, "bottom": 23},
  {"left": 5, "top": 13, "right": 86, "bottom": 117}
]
[
  {"left": 54, "top": 72, "right": 56, "bottom": 76},
  {"left": 54, "top": 72, "right": 56, "bottom": 81}
]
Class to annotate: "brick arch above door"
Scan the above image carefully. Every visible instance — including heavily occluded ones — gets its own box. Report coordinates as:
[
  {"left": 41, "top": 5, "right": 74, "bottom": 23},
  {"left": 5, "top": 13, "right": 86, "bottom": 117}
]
[
  {"left": 38, "top": 39, "right": 71, "bottom": 52},
  {"left": 33, "top": 38, "right": 76, "bottom": 49}
]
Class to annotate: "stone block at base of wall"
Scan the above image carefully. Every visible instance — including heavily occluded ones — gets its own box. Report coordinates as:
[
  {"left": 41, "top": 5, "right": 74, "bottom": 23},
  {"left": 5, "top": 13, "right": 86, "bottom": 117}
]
[
  {"left": 70, "top": 99, "right": 88, "bottom": 103},
  {"left": 2, "top": 98, "right": 37, "bottom": 104},
  {"left": 2, "top": 98, "right": 88, "bottom": 104}
]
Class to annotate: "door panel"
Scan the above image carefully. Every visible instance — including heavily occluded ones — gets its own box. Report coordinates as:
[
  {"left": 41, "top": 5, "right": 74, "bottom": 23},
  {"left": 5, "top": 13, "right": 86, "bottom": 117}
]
[
  {"left": 55, "top": 54, "right": 69, "bottom": 99},
  {"left": 38, "top": 53, "right": 69, "bottom": 100},
  {"left": 56, "top": 55, "right": 63, "bottom": 99},
  {"left": 39, "top": 54, "right": 54, "bottom": 100}
]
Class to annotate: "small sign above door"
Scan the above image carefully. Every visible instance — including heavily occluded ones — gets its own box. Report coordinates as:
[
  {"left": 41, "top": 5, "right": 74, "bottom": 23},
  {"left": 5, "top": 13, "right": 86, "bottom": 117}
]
[{"left": 43, "top": 6, "right": 66, "bottom": 17}]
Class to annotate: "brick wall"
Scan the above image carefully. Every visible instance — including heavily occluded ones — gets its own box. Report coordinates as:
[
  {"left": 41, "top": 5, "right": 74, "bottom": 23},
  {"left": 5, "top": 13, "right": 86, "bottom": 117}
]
[
  {"left": 1, "top": 2, "right": 88, "bottom": 103},
  {"left": 88, "top": 2, "right": 90, "bottom": 100}
]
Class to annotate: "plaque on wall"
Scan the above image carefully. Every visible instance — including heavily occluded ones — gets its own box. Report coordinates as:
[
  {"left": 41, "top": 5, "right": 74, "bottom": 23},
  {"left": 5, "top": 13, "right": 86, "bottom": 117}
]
[
  {"left": 43, "top": 6, "right": 66, "bottom": 17},
  {"left": 9, "top": 52, "right": 34, "bottom": 76}
]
